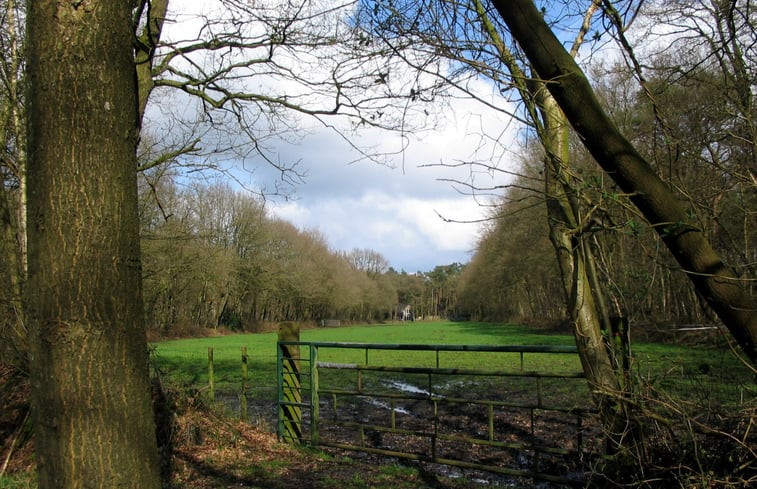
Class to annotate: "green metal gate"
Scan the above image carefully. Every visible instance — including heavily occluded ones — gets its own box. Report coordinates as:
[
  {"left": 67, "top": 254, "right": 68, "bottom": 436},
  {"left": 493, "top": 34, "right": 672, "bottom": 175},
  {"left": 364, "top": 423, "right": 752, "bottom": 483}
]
[{"left": 277, "top": 341, "right": 600, "bottom": 485}]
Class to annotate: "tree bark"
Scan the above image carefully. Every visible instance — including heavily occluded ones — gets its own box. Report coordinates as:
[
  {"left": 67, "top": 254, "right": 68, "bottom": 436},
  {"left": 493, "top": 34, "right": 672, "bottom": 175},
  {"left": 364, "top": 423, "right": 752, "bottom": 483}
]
[
  {"left": 539, "top": 99, "right": 618, "bottom": 398},
  {"left": 26, "top": 1, "right": 162, "bottom": 488},
  {"left": 472, "top": 0, "right": 620, "bottom": 400},
  {"left": 492, "top": 0, "right": 757, "bottom": 363}
]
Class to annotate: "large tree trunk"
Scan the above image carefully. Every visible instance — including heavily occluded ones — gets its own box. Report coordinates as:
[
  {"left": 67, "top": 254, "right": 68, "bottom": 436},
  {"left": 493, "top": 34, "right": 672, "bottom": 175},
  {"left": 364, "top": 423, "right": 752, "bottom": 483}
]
[
  {"left": 492, "top": 0, "right": 757, "bottom": 363},
  {"left": 26, "top": 2, "right": 162, "bottom": 488}
]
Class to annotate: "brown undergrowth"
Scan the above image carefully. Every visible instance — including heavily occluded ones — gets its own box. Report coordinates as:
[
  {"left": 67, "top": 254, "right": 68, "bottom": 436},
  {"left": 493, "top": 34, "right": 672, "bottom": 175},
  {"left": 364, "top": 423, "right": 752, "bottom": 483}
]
[
  {"left": 0, "top": 364, "right": 33, "bottom": 478},
  {"left": 5, "top": 362, "right": 752, "bottom": 488},
  {"left": 1, "top": 368, "right": 484, "bottom": 489},
  {"left": 155, "top": 384, "right": 487, "bottom": 489}
]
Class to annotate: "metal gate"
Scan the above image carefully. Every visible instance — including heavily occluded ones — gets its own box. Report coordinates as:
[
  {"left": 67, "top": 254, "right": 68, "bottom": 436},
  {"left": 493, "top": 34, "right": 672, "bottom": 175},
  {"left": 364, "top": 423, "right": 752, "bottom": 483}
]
[{"left": 277, "top": 341, "right": 600, "bottom": 485}]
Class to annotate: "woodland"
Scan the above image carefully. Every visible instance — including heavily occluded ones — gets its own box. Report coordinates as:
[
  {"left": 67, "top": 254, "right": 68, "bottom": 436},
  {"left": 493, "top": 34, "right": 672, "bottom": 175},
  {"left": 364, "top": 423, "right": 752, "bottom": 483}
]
[{"left": 0, "top": 0, "right": 756, "bottom": 488}]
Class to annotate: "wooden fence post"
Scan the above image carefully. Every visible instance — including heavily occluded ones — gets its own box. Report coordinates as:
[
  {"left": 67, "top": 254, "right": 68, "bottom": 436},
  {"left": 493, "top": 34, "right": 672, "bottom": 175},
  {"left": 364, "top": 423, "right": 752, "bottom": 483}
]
[
  {"left": 310, "top": 345, "right": 319, "bottom": 445},
  {"left": 240, "top": 346, "right": 248, "bottom": 420},
  {"left": 610, "top": 316, "right": 631, "bottom": 388},
  {"left": 278, "top": 322, "right": 302, "bottom": 442},
  {"left": 208, "top": 347, "right": 215, "bottom": 402}
]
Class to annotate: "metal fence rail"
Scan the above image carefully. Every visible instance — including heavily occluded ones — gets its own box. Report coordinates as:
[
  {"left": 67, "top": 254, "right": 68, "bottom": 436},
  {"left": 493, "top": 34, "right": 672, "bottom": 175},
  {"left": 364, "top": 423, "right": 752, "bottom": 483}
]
[{"left": 277, "top": 340, "right": 600, "bottom": 486}]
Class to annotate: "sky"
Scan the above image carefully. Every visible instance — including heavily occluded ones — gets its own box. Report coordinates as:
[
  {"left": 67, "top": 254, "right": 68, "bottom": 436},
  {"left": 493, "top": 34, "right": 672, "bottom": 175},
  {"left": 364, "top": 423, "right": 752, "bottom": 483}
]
[
  {"left": 159, "top": 0, "right": 522, "bottom": 273},
  {"left": 270, "top": 111, "right": 512, "bottom": 273},
  {"left": 256, "top": 94, "right": 518, "bottom": 273},
  {"left": 153, "top": 0, "right": 668, "bottom": 273}
]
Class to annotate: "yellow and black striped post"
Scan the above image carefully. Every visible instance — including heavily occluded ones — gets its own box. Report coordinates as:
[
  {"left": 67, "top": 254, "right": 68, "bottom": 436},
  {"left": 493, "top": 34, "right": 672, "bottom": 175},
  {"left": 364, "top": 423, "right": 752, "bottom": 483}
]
[{"left": 277, "top": 322, "right": 303, "bottom": 443}]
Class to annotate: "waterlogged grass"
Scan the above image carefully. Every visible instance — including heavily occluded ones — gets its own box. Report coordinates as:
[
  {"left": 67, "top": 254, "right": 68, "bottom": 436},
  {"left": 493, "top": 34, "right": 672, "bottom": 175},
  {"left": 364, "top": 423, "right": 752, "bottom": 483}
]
[{"left": 151, "top": 320, "right": 754, "bottom": 409}]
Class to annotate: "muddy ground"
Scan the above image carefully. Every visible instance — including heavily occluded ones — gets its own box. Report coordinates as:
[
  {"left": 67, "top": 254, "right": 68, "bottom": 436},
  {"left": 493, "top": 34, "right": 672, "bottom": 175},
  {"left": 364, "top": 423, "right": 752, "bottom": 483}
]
[
  {"left": 1, "top": 362, "right": 604, "bottom": 488},
  {"left": 230, "top": 373, "right": 605, "bottom": 487}
]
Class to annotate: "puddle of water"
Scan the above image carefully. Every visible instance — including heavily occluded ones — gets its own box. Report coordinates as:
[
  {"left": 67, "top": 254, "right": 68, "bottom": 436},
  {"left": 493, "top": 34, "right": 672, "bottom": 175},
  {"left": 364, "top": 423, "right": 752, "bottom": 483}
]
[
  {"left": 382, "top": 379, "right": 438, "bottom": 397},
  {"left": 425, "top": 462, "right": 524, "bottom": 488},
  {"left": 365, "top": 397, "right": 412, "bottom": 415},
  {"left": 364, "top": 379, "right": 450, "bottom": 417}
]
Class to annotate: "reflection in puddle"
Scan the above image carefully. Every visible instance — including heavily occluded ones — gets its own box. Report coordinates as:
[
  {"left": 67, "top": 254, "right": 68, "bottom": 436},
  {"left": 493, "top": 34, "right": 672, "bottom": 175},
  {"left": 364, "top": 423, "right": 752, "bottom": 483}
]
[
  {"left": 359, "top": 379, "right": 443, "bottom": 415},
  {"left": 364, "top": 397, "right": 411, "bottom": 415},
  {"left": 382, "top": 379, "right": 433, "bottom": 397}
]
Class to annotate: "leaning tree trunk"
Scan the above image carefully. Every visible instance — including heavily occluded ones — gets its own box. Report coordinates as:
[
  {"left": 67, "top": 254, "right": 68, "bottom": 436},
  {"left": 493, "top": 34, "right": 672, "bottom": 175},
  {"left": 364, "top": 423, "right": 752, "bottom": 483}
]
[
  {"left": 26, "top": 2, "right": 162, "bottom": 488},
  {"left": 493, "top": 0, "right": 757, "bottom": 364}
]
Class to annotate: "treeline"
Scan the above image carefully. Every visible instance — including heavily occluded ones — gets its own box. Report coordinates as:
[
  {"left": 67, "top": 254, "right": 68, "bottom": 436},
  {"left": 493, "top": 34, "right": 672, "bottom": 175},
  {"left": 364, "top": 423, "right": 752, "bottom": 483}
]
[
  {"left": 138, "top": 174, "right": 464, "bottom": 336},
  {"left": 455, "top": 60, "right": 756, "bottom": 331},
  {"left": 142, "top": 55, "right": 757, "bottom": 339}
]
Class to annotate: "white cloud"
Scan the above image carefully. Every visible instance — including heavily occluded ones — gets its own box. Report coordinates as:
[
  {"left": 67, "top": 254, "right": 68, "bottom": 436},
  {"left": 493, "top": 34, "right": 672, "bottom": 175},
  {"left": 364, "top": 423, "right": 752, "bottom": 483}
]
[
  {"left": 158, "top": 0, "right": 522, "bottom": 272},
  {"left": 259, "top": 77, "right": 519, "bottom": 272},
  {"left": 272, "top": 196, "right": 480, "bottom": 272}
]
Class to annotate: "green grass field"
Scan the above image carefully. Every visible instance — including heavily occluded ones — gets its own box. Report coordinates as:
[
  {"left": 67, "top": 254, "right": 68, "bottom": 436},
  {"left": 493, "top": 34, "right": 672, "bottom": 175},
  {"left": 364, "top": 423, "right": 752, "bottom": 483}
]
[
  {"left": 151, "top": 322, "right": 572, "bottom": 395},
  {"left": 151, "top": 321, "right": 754, "bottom": 412}
]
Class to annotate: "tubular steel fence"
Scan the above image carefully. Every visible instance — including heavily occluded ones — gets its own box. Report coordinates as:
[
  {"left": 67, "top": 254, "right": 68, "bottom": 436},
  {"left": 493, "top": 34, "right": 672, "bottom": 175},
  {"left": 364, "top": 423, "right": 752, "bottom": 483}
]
[{"left": 277, "top": 340, "right": 602, "bottom": 486}]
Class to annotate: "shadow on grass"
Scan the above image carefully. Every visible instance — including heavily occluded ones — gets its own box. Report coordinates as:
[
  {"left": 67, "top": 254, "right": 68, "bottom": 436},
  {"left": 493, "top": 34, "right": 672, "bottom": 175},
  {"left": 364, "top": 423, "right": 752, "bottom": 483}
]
[{"left": 447, "top": 322, "right": 575, "bottom": 345}]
